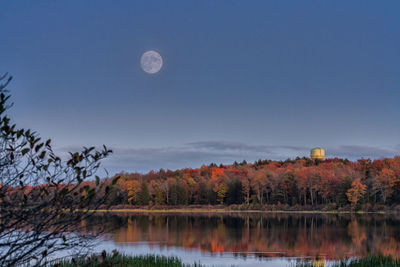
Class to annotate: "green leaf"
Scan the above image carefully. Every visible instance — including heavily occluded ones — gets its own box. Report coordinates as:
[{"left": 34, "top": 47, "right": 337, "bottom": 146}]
[
  {"left": 35, "top": 143, "right": 43, "bottom": 152},
  {"left": 45, "top": 139, "right": 51, "bottom": 147},
  {"left": 112, "top": 175, "right": 121, "bottom": 185},
  {"left": 21, "top": 148, "right": 29, "bottom": 155}
]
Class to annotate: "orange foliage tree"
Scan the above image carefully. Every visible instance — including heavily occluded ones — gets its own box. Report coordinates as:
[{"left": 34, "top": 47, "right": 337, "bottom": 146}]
[
  {"left": 375, "top": 168, "right": 396, "bottom": 203},
  {"left": 346, "top": 178, "right": 367, "bottom": 208}
]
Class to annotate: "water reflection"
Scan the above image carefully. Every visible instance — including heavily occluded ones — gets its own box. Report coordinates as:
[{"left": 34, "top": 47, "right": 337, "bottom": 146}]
[{"left": 85, "top": 213, "right": 400, "bottom": 260}]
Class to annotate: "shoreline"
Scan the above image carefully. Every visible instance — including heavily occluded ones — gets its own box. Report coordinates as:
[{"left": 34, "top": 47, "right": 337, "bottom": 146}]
[{"left": 91, "top": 208, "right": 391, "bottom": 214}]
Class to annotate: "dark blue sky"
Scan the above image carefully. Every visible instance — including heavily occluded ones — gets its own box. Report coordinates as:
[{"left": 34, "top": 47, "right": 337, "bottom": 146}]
[{"left": 1, "top": 1, "right": 399, "bottom": 174}]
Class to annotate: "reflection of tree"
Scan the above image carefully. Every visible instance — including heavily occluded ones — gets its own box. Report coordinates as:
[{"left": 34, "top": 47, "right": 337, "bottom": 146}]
[
  {"left": 87, "top": 213, "right": 400, "bottom": 260},
  {"left": 312, "top": 259, "right": 326, "bottom": 267},
  {"left": 347, "top": 220, "right": 366, "bottom": 247}
]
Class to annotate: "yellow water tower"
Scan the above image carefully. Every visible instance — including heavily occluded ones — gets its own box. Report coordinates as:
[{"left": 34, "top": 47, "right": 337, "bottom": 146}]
[{"left": 311, "top": 147, "right": 325, "bottom": 160}]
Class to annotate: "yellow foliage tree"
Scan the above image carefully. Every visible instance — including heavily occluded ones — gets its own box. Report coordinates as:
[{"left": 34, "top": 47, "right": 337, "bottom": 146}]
[
  {"left": 216, "top": 183, "right": 228, "bottom": 204},
  {"left": 126, "top": 180, "right": 140, "bottom": 204}
]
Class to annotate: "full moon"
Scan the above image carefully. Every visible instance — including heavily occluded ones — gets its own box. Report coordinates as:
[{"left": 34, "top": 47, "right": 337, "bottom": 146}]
[{"left": 140, "top": 50, "right": 163, "bottom": 74}]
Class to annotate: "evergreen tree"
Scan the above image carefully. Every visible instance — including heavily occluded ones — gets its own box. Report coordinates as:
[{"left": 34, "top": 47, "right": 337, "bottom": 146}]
[
  {"left": 226, "top": 179, "right": 244, "bottom": 204},
  {"left": 137, "top": 183, "right": 150, "bottom": 205}
]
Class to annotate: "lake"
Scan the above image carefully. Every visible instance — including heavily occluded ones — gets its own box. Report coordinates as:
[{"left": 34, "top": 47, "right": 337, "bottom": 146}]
[{"left": 83, "top": 212, "right": 400, "bottom": 266}]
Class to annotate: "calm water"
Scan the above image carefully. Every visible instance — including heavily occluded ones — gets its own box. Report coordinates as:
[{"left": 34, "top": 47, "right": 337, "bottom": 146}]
[{"left": 83, "top": 212, "right": 400, "bottom": 266}]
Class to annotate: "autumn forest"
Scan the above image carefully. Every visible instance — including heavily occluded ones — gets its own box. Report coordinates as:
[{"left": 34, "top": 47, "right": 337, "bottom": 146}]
[{"left": 95, "top": 156, "right": 400, "bottom": 211}]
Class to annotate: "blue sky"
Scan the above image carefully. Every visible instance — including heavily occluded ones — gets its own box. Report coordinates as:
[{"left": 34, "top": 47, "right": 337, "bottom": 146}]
[{"left": 1, "top": 1, "right": 399, "bottom": 174}]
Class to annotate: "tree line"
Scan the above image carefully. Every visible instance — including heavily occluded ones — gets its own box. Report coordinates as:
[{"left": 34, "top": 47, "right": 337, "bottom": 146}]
[{"left": 101, "top": 156, "right": 400, "bottom": 210}]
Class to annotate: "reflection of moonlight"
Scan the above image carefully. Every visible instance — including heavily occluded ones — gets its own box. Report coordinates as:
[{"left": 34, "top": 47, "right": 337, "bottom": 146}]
[{"left": 141, "top": 50, "right": 163, "bottom": 74}]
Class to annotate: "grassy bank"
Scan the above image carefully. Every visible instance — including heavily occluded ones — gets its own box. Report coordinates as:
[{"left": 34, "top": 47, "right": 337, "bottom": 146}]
[
  {"left": 52, "top": 253, "right": 203, "bottom": 267},
  {"left": 53, "top": 253, "right": 400, "bottom": 267},
  {"left": 296, "top": 255, "right": 400, "bottom": 267}
]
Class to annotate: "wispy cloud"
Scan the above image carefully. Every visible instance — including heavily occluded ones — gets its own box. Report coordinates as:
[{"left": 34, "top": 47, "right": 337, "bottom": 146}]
[
  {"left": 328, "top": 145, "right": 398, "bottom": 158},
  {"left": 55, "top": 141, "right": 399, "bottom": 175},
  {"left": 187, "top": 141, "right": 275, "bottom": 153}
]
